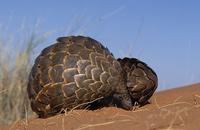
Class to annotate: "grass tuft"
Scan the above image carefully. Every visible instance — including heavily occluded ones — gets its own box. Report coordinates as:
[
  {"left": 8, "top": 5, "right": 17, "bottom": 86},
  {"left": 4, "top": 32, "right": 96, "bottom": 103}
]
[{"left": 0, "top": 23, "right": 50, "bottom": 124}]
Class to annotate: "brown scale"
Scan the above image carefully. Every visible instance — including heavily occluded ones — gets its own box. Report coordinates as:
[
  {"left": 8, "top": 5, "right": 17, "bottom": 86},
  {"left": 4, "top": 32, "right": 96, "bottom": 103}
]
[
  {"left": 27, "top": 36, "right": 129, "bottom": 118},
  {"left": 27, "top": 36, "right": 158, "bottom": 118},
  {"left": 117, "top": 57, "right": 158, "bottom": 105}
]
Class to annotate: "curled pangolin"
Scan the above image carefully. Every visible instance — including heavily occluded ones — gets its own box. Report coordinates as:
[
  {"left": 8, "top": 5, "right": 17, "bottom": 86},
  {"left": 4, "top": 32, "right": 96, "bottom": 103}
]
[{"left": 27, "top": 36, "right": 158, "bottom": 117}]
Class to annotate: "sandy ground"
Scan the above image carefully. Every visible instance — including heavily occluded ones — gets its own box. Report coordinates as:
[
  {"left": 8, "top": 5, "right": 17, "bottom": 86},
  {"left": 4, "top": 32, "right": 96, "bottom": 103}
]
[{"left": 3, "top": 83, "right": 200, "bottom": 130}]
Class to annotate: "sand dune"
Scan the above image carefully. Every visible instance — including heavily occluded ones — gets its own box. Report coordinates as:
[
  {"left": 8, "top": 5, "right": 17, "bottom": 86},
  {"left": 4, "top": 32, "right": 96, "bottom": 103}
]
[{"left": 4, "top": 83, "right": 200, "bottom": 130}]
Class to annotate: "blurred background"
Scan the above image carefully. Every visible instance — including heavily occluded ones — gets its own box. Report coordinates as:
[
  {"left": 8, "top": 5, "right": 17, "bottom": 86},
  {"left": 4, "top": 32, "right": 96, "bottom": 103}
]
[{"left": 0, "top": 0, "right": 199, "bottom": 124}]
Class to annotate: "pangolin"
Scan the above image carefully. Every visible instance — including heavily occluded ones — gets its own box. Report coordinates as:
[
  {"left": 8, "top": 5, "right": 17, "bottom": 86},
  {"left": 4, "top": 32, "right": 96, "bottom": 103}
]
[{"left": 27, "top": 36, "right": 157, "bottom": 117}]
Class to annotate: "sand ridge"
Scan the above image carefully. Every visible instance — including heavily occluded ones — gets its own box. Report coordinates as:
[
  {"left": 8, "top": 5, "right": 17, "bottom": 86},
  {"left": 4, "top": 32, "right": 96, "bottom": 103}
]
[{"left": 4, "top": 83, "right": 200, "bottom": 130}]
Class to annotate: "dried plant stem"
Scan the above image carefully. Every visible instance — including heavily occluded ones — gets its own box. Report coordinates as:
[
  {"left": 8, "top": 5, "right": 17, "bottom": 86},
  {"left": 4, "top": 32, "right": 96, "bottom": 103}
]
[{"left": 74, "top": 119, "right": 131, "bottom": 130}]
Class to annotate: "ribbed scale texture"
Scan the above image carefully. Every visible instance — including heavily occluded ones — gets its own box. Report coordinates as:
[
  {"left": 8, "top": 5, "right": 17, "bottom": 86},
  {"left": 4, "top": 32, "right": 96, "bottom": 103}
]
[{"left": 27, "top": 36, "right": 124, "bottom": 117}]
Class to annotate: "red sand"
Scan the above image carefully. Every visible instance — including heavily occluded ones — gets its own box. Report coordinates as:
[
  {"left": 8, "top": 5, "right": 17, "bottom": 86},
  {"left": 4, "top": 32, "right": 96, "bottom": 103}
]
[{"left": 4, "top": 83, "right": 200, "bottom": 130}]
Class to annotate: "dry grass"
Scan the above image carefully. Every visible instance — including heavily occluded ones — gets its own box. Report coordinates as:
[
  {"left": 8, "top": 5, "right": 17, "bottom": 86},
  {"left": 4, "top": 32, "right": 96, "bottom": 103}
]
[
  {"left": 0, "top": 23, "right": 51, "bottom": 124},
  {"left": 74, "top": 119, "right": 131, "bottom": 130}
]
